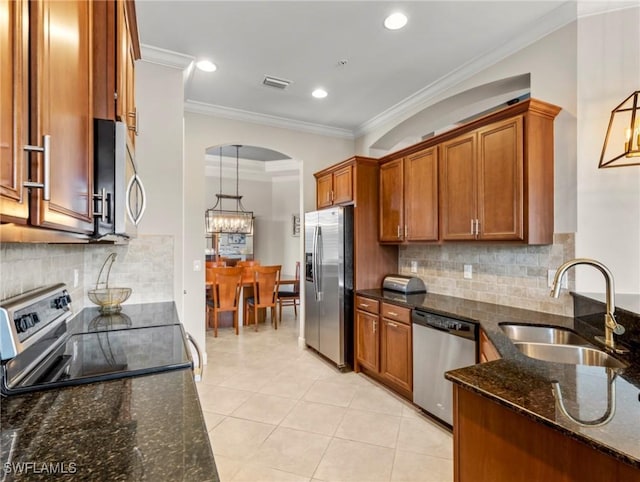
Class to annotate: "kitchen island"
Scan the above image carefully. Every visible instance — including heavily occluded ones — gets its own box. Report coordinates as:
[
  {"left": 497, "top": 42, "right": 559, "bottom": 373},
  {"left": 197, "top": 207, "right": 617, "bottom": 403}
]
[
  {"left": 0, "top": 302, "right": 218, "bottom": 482},
  {"left": 357, "top": 289, "right": 640, "bottom": 478}
]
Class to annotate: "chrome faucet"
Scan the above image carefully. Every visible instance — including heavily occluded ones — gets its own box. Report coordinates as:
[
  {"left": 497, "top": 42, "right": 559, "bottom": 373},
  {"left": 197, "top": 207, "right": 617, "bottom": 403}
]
[{"left": 550, "top": 258, "right": 626, "bottom": 353}]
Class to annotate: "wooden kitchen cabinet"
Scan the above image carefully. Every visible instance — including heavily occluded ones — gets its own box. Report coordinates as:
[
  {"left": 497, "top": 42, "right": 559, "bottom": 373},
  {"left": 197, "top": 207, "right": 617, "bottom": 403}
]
[
  {"left": 379, "top": 147, "right": 438, "bottom": 243},
  {"left": 1, "top": 0, "right": 94, "bottom": 235},
  {"left": 315, "top": 164, "right": 353, "bottom": 208},
  {"left": 93, "top": 0, "right": 140, "bottom": 147},
  {"left": 440, "top": 117, "right": 524, "bottom": 241},
  {"left": 355, "top": 296, "right": 412, "bottom": 400},
  {"left": 314, "top": 157, "right": 397, "bottom": 290},
  {"left": 0, "top": 0, "right": 29, "bottom": 223},
  {"left": 453, "top": 386, "right": 640, "bottom": 482},
  {"left": 378, "top": 98, "right": 560, "bottom": 245},
  {"left": 380, "top": 303, "right": 412, "bottom": 396}
]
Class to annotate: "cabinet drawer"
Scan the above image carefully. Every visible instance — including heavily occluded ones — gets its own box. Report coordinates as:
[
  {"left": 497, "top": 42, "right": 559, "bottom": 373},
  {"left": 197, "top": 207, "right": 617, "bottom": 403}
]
[
  {"left": 355, "top": 296, "right": 379, "bottom": 314},
  {"left": 381, "top": 303, "right": 411, "bottom": 324}
]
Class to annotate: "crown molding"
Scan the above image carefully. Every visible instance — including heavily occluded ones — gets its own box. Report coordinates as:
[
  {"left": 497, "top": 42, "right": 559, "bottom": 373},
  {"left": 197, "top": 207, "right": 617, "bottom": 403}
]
[
  {"left": 140, "top": 44, "right": 194, "bottom": 70},
  {"left": 185, "top": 100, "right": 354, "bottom": 140},
  {"left": 353, "top": 2, "right": 577, "bottom": 138}
]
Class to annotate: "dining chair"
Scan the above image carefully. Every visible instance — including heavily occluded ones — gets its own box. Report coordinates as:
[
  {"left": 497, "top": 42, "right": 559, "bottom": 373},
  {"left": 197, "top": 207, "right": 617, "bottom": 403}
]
[
  {"left": 206, "top": 267, "right": 243, "bottom": 337},
  {"left": 236, "top": 260, "right": 260, "bottom": 268},
  {"left": 206, "top": 260, "right": 226, "bottom": 269},
  {"left": 277, "top": 261, "right": 300, "bottom": 321},
  {"left": 244, "top": 265, "right": 281, "bottom": 331}
]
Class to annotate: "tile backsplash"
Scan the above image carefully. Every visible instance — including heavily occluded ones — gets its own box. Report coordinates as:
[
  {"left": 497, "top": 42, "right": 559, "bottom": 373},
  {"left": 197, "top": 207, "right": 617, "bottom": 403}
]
[
  {"left": 398, "top": 233, "right": 575, "bottom": 316},
  {"left": 0, "top": 235, "right": 174, "bottom": 311}
]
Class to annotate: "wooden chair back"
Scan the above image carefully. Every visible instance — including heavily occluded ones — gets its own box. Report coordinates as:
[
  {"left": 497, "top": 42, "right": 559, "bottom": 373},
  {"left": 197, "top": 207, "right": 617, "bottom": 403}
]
[
  {"left": 236, "top": 260, "right": 259, "bottom": 268},
  {"left": 209, "top": 267, "right": 243, "bottom": 311},
  {"left": 251, "top": 265, "right": 281, "bottom": 308},
  {"left": 206, "top": 260, "right": 226, "bottom": 269}
]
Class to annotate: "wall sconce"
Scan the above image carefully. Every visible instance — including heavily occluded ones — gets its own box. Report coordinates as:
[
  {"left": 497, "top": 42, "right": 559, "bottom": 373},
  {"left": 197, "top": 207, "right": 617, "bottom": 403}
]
[{"left": 599, "top": 90, "right": 640, "bottom": 168}]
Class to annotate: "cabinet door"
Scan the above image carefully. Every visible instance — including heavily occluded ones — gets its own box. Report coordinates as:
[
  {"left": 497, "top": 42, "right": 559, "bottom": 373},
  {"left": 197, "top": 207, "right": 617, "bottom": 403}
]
[
  {"left": 405, "top": 147, "right": 438, "bottom": 241},
  {"left": 0, "top": 0, "right": 29, "bottom": 223},
  {"left": 332, "top": 165, "right": 353, "bottom": 205},
  {"left": 379, "top": 159, "right": 403, "bottom": 242},
  {"left": 356, "top": 309, "right": 379, "bottom": 372},
  {"left": 477, "top": 116, "right": 523, "bottom": 240},
  {"left": 316, "top": 173, "right": 333, "bottom": 209},
  {"left": 380, "top": 318, "right": 412, "bottom": 392},
  {"left": 440, "top": 133, "right": 476, "bottom": 240},
  {"left": 30, "top": 0, "right": 94, "bottom": 233}
]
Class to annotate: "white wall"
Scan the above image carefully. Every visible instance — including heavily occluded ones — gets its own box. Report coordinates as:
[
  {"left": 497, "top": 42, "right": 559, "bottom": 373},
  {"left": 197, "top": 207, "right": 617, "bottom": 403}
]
[
  {"left": 356, "top": 21, "right": 579, "bottom": 234},
  {"left": 272, "top": 177, "right": 301, "bottom": 277},
  {"left": 135, "top": 61, "right": 185, "bottom": 317},
  {"left": 184, "top": 111, "right": 354, "bottom": 356},
  {"left": 575, "top": 7, "right": 640, "bottom": 294}
]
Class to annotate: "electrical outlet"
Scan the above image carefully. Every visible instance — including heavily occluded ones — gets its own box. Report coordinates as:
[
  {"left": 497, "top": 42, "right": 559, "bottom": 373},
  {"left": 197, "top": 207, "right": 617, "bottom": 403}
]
[
  {"left": 463, "top": 264, "right": 472, "bottom": 279},
  {"left": 193, "top": 260, "right": 202, "bottom": 272},
  {"left": 410, "top": 261, "right": 418, "bottom": 273},
  {"left": 548, "top": 269, "right": 569, "bottom": 289}
]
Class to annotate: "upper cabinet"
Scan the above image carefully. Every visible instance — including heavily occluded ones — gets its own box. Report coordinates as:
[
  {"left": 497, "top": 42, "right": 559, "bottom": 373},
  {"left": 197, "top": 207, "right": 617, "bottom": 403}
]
[
  {"left": 94, "top": 0, "right": 140, "bottom": 148},
  {"left": 1, "top": 0, "right": 94, "bottom": 234},
  {"left": 379, "top": 147, "right": 438, "bottom": 243},
  {"left": 315, "top": 164, "right": 353, "bottom": 208},
  {"left": 379, "top": 99, "right": 560, "bottom": 245}
]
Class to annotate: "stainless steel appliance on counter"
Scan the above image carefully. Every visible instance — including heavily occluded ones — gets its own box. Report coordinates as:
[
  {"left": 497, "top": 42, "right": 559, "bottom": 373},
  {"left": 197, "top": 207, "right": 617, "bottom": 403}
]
[
  {"left": 412, "top": 309, "right": 478, "bottom": 426},
  {"left": 304, "top": 206, "right": 354, "bottom": 369},
  {"left": 0, "top": 285, "right": 193, "bottom": 396}
]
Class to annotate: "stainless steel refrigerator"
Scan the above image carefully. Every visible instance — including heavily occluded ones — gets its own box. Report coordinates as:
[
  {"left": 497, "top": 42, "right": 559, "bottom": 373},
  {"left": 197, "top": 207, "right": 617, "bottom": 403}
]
[{"left": 304, "top": 206, "right": 354, "bottom": 369}]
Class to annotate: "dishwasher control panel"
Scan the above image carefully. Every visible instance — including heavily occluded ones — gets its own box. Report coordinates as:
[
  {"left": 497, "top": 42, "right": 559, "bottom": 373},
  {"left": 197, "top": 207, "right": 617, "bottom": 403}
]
[{"left": 412, "top": 309, "right": 478, "bottom": 341}]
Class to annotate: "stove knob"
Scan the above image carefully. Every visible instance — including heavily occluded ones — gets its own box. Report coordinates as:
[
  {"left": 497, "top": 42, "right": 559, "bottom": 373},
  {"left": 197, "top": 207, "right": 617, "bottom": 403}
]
[
  {"left": 32, "top": 313, "right": 40, "bottom": 325},
  {"left": 24, "top": 313, "right": 34, "bottom": 329},
  {"left": 17, "top": 316, "right": 28, "bottom": 333},
  {"left": 64, "top": 291, "right": 72, "bottom": 304}
]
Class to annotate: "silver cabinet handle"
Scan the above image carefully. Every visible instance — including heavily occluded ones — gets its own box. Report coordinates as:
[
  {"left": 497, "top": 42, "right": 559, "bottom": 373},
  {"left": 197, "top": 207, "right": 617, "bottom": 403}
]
[
  {"left": 397, "top": 225, "right": 401, "bottom": 238},
  {"left": 387, "top": 321, "right": 398, "bottom": 328},
  {"left": 388, "top": 311, "right": 398, "bottom": 317},
  {"left": 127, "top": 109, "right": 139, "bottom": 136},
  {"left": 93, "top": 188, "right": 110, "bottom": 222},
  {"left": 330, "top": 190, "right": 334, "bottom": 202},
  {"left": 359, "top": 303, "right": 369, "bottom": 308},
  {"left": 470, "top": 219, "right": 474, "bottom": 235},
  {"left": 475, "top": 219, "right": 480, "bottom": 235},
  {"left": 404, "top": 225, "right": 408, "bottom": 237},
  {"left": 373, "top": 320, "right": 377, "bottom": 333},
  {"left": 23, "top": 135, "right": 51, "bottom": 201}
]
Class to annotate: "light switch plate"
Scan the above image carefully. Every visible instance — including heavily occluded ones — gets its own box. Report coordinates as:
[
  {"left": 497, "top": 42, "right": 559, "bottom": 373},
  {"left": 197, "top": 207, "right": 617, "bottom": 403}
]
[
  {"left": 410, "top": 261, "right": 418, "bottom": 273},
  {"left": 463, "top": 264, "right": 472, "bottom": 279}
]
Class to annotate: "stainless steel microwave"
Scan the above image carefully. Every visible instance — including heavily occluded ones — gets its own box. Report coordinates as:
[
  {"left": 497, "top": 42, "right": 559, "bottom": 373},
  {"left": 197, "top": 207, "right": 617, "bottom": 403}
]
[{"left": 93, "top": 119, "right": 146, "bottom": 239}]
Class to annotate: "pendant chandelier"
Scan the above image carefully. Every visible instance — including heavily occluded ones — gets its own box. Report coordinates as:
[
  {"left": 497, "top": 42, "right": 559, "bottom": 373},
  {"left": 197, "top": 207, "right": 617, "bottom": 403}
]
[
  {"left": 599, "top": 90, "right": 640, "bottom": 168},
  {"left": 205, "top": 145, "right": 254, "bottom": 234}
]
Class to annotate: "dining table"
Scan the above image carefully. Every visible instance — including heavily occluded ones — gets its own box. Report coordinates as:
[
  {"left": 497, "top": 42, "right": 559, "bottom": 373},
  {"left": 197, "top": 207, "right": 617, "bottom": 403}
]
[{"left": 206, "top": 273, "right": 297, "bottom": 326}]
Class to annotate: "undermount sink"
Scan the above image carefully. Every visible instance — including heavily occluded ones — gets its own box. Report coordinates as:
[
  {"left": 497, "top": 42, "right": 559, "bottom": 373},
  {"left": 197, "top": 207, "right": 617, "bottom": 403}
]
[
  {"left": 500, "top": 323, "right": 591, "bottom": 346},
  {"left": 513, "top": 342, "right": 627, "bottom": 369}
]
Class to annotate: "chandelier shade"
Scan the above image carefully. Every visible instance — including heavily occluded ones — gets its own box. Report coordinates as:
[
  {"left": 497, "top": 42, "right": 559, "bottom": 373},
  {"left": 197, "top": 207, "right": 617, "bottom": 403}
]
[
  {"left": 205, "top": 145, "right": 254, "bottom": 234},
  {"left": 599, "top": 90, "right": 640, "bottom": 168}
]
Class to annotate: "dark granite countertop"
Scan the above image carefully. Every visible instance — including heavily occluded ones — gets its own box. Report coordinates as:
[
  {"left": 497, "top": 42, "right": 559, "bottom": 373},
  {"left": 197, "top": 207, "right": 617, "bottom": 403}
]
[
  {"left": 357, "top": 289, "right": 640, "bottom": 468},
  {"left": 1, "top": 303, "right": 218, "bottom": 481}
]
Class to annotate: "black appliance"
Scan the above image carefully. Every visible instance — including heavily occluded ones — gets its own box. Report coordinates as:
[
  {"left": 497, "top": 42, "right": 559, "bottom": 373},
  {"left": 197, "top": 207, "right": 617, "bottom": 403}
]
[{"left": 0, "top": 285, "right": 192, "bottom": 396}]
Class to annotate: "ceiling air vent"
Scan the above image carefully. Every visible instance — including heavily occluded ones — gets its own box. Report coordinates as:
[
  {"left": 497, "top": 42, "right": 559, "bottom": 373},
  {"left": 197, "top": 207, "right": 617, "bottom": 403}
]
[{"left": 263, "top": 76, "right": 291, "bottom": 90}]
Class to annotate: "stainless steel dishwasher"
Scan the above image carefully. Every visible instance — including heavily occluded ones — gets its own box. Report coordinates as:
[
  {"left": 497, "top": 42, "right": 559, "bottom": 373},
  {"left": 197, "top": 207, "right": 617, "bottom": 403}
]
[{"left": 412, "top": 309, "right": 478, "bottom": 426}]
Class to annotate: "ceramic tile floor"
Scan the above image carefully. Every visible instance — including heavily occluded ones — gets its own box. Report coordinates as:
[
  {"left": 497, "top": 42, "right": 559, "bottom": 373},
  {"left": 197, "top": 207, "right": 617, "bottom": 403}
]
[{"left": 198, "top": 313, "right": 453, "bottom": 482}]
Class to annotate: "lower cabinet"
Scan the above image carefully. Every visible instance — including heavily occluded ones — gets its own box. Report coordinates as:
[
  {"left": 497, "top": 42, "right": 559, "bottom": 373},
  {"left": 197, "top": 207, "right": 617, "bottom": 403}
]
[
  {"left": 479, "top": 329, "right": 500, "bottom": 363},
  {"left": 453, "top": 385, "right": 640, "bottom": 482},
  {"left": 355, "top": 296, "right": 412, "bottom": 400}
]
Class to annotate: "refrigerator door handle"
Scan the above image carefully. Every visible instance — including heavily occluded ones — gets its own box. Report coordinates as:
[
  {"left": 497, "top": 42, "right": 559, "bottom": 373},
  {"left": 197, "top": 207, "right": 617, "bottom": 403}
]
[
  {"left": 316, "top": 226, "right": 323, "bottom": 301},
  {"left": 312, "top": 226, "right": 320, "bottom": 301}
]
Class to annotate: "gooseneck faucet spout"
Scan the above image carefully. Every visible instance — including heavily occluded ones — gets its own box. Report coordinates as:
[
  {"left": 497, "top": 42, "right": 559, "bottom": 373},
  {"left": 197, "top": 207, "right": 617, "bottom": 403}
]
[{"left": 550, "top": 258, "right": 626, "bottom": 353}]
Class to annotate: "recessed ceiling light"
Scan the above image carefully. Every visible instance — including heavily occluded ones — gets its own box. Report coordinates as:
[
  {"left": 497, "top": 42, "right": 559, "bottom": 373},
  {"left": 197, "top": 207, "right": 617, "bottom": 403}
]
[
  {"left": 384, "top": 12, "right": 408, "bottom": 30},
  {"left": 196, "top": 60, "right": 217, "bottom": 72},
  {"left": 312, "top": 88, "right": 328, "bottom": 99}
]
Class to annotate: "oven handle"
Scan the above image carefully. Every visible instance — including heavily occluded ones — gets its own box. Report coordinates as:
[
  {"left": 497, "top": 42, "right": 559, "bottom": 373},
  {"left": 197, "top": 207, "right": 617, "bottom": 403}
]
[{"left": 186, "top": 332, "right": 203, "bottom": 382}]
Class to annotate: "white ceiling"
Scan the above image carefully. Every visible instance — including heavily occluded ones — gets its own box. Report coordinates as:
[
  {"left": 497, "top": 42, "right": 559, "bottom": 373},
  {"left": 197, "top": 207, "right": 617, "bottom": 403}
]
[{"left": 135, "top": 0, "right": 581, "bottom": 137}]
